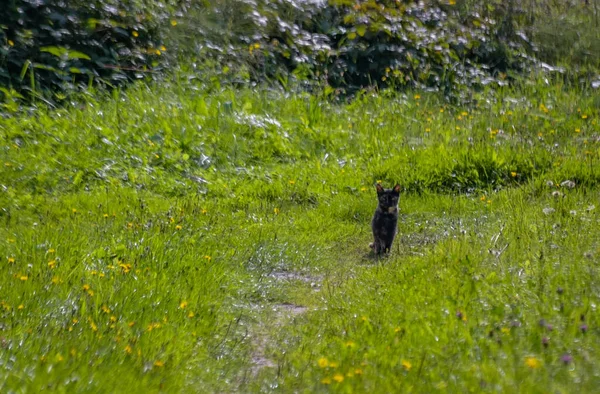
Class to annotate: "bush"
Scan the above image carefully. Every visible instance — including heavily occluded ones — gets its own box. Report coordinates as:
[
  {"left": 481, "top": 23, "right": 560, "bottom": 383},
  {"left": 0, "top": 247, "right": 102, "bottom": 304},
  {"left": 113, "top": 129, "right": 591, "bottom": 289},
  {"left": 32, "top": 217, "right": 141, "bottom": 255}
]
[{"left": 0, "top": 0, "right": 177, "bottom": 101}]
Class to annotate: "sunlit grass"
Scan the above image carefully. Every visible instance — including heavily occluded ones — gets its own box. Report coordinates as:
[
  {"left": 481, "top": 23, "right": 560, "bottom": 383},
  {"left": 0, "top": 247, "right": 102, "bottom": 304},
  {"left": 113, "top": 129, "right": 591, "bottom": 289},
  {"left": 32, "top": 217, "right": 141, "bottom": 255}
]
[{"left": 1, "top": 74, "right": 599, "bottom": 392}]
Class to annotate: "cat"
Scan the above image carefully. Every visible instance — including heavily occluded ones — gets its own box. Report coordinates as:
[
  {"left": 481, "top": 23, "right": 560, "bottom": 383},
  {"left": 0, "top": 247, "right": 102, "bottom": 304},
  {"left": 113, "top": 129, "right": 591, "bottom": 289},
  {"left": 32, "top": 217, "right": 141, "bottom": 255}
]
[{"left": 370, "top": 184, "right": 401, "bottom": 255}]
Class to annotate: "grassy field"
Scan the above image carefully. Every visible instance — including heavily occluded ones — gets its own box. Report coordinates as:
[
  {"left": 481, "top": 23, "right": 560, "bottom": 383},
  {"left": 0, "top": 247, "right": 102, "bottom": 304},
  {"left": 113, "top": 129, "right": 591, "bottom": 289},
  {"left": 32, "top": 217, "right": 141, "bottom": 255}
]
[{"left": 1, "top": 74, "right": 599, "bottom": 392}]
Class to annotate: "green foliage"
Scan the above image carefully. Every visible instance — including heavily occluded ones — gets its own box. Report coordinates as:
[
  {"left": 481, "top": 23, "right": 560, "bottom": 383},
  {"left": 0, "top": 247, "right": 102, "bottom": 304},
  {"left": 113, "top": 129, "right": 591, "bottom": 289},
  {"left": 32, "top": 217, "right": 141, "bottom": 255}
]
[{"left": 0, "top": 0, "right": 178, "bottom": 100}]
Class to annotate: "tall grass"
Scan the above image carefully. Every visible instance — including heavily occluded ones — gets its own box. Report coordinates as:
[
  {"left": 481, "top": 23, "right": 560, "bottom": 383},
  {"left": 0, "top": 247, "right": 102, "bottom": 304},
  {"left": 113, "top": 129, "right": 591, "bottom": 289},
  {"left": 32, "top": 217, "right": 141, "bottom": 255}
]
[{"left": 1, "top": 71, "right": 599, "bottom": 391}]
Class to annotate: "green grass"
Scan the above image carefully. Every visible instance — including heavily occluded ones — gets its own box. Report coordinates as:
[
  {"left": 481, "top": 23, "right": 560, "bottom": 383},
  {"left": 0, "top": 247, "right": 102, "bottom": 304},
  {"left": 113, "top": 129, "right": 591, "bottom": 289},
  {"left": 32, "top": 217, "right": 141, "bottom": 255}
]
[{"left": 1, "top": 74, "right": 599, "bottom": 392}]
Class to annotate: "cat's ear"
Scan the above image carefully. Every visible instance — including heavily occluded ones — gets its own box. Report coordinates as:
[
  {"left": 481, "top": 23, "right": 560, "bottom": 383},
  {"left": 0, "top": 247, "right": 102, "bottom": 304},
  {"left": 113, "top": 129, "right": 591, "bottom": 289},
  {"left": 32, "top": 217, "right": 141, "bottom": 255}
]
[
  {"left": 376, "top": 184, "right": 384, "bottom": 193},
  {"left": 393, "top": 184, "right": 401, "bottom": 194}
]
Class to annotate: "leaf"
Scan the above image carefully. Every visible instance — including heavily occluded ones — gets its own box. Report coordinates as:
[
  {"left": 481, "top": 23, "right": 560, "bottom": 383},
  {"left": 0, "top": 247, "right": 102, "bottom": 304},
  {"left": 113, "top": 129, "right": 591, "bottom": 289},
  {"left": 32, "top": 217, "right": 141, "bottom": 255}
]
[
  {"left": 40, "top": 46, "right": 91, "bottom": 60},
  {"left": 356, "top": 25, "right": 367, "bottom": 37}
]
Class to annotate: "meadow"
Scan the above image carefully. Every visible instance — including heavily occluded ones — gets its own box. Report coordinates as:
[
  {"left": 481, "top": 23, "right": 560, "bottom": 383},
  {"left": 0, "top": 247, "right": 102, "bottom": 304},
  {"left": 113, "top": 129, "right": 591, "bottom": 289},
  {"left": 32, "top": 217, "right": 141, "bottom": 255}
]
[{"left": 1, "top": 73, "right": 599, "bottom": 392}]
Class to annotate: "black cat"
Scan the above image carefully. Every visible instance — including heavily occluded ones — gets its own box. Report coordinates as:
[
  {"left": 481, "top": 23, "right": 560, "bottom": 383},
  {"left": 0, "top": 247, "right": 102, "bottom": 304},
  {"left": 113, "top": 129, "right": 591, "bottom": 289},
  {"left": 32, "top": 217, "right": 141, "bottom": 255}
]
[{"left": 370, "top": 184, "right": 401, "bottom": 255}]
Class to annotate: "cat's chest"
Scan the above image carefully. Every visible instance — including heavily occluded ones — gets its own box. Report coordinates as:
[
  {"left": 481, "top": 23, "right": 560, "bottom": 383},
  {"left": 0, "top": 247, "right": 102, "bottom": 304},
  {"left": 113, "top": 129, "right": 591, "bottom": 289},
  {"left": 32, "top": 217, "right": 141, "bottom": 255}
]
[{"left": 372, "top": 210, "right": 398, "bottom": 225}]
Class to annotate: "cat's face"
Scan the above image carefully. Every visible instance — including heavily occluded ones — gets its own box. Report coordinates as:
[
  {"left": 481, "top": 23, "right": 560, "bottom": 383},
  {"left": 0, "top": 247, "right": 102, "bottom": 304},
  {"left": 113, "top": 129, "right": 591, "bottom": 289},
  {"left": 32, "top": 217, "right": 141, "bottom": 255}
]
[{"left": 376, "top": 184, "right": 401, "bottom": 210}]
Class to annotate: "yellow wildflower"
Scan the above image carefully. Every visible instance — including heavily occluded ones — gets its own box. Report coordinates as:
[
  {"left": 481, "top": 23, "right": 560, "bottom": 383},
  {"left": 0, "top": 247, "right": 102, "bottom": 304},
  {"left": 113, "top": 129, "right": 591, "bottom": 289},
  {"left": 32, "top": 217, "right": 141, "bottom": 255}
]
[
  {"left": 318, "top": 357, "right": 329, "bottom": 368},
  {"left": 401, "top": 360, "right": 412, "bottom": 371},
  {"left": 273, "top": 208, "right": 280, "bottom": 215},
  {"left": 525, "top": 356, "right": 541, "bottom": 369},
  {"left": 180, "top": 300, "right": 188, "bottom": 309},
  {"left": 8, "top": 257, "right": 15, "bottom": 263},
  {"left": 48, "top": 260, "right": 56, "bottom": 269},
  {"left": 333, "top": 374, "right": 344, "bottom": 383},
  {"left": 125, "top": 345, "right": 133, "bottom": 354},
  {"left": 154, "top": 360, "right": 164, "bottom": 367},
  {"left": 132, "top": 31, "right": 139, "bottom": 37},
  {"left": 321, "top": 377, "right": 332, "bottom": 385}
]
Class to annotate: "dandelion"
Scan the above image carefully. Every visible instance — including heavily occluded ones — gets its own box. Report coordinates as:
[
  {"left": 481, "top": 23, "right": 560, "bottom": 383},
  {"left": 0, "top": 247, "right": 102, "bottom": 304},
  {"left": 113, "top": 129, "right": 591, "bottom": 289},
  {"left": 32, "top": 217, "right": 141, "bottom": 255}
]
[
  {"left": 17, "top": 304, "right": 24, "bottom": 310},
  {"left": 101, "top": 305, "right": 111, "bottom": 314},
  {"left": 132, "top": 31, "right": 139, "bottom": 37},
  {"left": 401, "top": 360, "right": 412, "bottom": 371},
  {"left": 103, "top": 213, "right": 109, "bottom": 218},
  {"left": 501, "top": 327, "right": 510, "bottom": 334},
  {"left": 8, "top": 40, "right": 14, "bottom": 46},
  {"left": 128, "top": 321, "right": 135, "bottom": 327},
  {"left": 160, "top": 45, "right": 166, "bottom": 51},
  {"left": 201, "top": 208, "right": 208, "bottom": 214},
  {"left": 333, "top": 374, "right": 344, "bottom": 383},
  {"left": 55, "top": 354, "right": 64, "bottom": 362},
  {"left": 119, "top": 262, "right": 132, "bottom": 273},
  {"left": 360, "top": 187, "right": 367, "bottom": 192},
  {"left": 188, "top": 311, "right": 195, "bottom": 318},
  {"left": 345, "top": 340, "right": 356, "bottom": 349},
  {"left": 425, "top": 128, "right": 431, "bottom": 132},
  {"left": 52, "top": 276, "right": 61, "bottom": 284},
  {"left": 72, "top": 208, "right": 77, "bottom": 213},
  {"left": 274, "top": 208, "right": 280, "bottom": 215},
  {"left": 175, "top": 225, "right": 182, "bottom": 230},
  {"left": 204, "top": 255, "right": 211, "bottom": 261},
  {"left": 318, "top": 357, "right": 329, "bottom": 368},
  {"left": 575, "top": 128, "right": 581, "bottom": 133},
  {"left": 289, "top": 180, "right": 296, "bottom": 185},
  {"left": 321, "top": 377, "right": 332, "bottom": 385},
  {"left": 154, "top": 360, "right": 164, "bottom": 367},
  {"left": 582, "top": 115, "right": 588, "bottom": 119},
  {"left": 48, "top": 249, "right": 55, "bottom": 254},
  {"left": 8, "top": 257, "right": 15, "bottom": 263},
  {"left": 480, "top": 195, "right": 486, "bottom": 201},
  {"left": 414, "top": 94, "right": 421, "bottom": 100},
  {"left": 90, "top": 321, "right": 98, "bottom": 332},
  {"left": 19, "top": 275, "right": 28, "bottom": 281},
  {"left": 524, "top": 356, "right": 541, "bottom": 369},
  {"left": 170, "top": 19, "right": 177, "bottom": 26},
  {"left": 354, "top": 368, "right": 363, "bottom": 375},
  {"left": 179, "top": 300, "right": 188, "bottom": 309},
  {"left": 511, "top": 172, "right": 517, "bottom": 177},
  {"left": 125, "top": 345, "right": 133, "bottom": 354},
  {"left": 48, "top": 260, "right": 56, "bottom": 269},
  {"left": 449, "top": 0, "right": 456, "bottom": 5}
]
